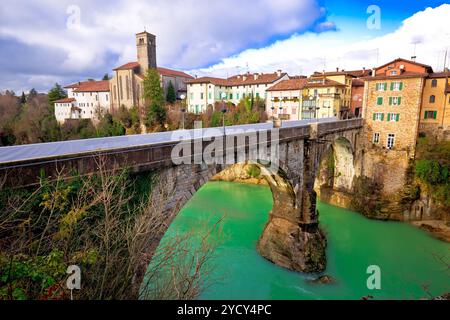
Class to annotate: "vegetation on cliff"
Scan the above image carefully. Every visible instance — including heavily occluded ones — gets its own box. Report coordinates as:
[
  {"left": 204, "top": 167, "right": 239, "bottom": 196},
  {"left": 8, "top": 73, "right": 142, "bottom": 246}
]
[{"left": 0, "top": 160, "right": 216, "bottom": 300}]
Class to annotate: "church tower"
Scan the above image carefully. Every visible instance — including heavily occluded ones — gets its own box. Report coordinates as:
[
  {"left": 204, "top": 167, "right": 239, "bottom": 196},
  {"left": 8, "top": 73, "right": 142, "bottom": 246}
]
[{"left": 136, "top": 31, "right": 157, "bottom": 74}]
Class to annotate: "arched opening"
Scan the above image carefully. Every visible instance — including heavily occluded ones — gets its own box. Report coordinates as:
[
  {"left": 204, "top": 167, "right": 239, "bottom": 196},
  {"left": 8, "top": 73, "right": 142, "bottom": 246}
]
[{"left": 314, "top": 136, "right": 355, "bottom": 208}]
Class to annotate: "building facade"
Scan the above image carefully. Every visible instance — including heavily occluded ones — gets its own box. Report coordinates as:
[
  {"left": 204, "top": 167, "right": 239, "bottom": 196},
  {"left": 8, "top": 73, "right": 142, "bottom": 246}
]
[
  {"left": 109, "top": 32, "right": 194, "bottom": 115},
  {"left": 55, "top": 80, "right": 110, "bottom": 124},
  {"left": 186, "top": 71, "right": 289, "bottom": 114},
  {"left": 350, "top": 79, "right": 364, "bottom": 118},
  {"left": 419, "top": 71, "right": 450, "bottom": 138},
  {"left": 361, "top": 58, "right": 432, "bottom": 194}
]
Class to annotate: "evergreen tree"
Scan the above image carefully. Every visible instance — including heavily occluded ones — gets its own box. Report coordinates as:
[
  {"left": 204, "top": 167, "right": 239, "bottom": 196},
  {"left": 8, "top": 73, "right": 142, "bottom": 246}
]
[
  {"left": 20, "top": 92, "right": 26, "bottom": 104},
  {"left": 143, "top": 68, "right": 167, "bottom": 128},
  {"left": 47, "top": 83, "right": 67, "bottom": 104},
  {"left": 166, "top": 81, "right": 177, "bottom": 104},
  {"left": 102, "top": 73, "right": 110, "bottom": 80}
]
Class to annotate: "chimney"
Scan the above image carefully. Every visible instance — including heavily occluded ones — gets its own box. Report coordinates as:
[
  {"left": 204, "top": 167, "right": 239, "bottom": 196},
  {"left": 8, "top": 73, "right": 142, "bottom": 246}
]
[
  {"left": 372, "top": 68, "right": 376, "bottom": 77},
  {"left": 243, "top": 75, "right": 247, "bottom": 81},
  {"left": 254, "top": 73, "right": 259, "bottom": 80},
  {"left": 336, "top": 67, "right": 339, "bottom": 72},
  {"left": 276, "top": 70, "right": 282, "bottom": 77},
  {"left": 237, "top": 75, "right": 241, "bottom": 79}
]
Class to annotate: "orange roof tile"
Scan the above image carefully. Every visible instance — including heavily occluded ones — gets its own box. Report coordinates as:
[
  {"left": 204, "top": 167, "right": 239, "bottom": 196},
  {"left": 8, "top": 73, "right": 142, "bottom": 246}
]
[
  {"left": 54, "top": 97, "right": 76, "bottom": 103},
  {"left": 113, "top": 61, "right": 140, "bottom": 71},
  {"left": 267, "top": 78, "right": 308, "bottom": 91},
  {"left": 157, "top": 67, "right": 194, "bottom": 79},
  {"left": 73, "top": 80, "right": 110, "bottom": 92}
]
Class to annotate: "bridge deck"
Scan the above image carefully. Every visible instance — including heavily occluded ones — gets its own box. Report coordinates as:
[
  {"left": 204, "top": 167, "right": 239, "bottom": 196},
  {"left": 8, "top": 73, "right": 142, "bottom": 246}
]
[{"left": 0, "top": 118, "right": 340, "bottom": 165}]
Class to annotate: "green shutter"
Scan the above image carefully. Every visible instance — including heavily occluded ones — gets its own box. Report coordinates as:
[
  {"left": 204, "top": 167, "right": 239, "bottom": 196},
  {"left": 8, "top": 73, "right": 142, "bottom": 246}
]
[
  {"left": 396, "top": 114, "right": 400, "bottom": 122},
  {"left": 433, "top": 111, "right": 437, "bottom": 119},
  {"left": 424, "top": 112, "right": 428, "bottom": 120},
  {"left": 377, "top": 97, "right": 383, "bottom": 105},
  {"left": 381, "top": 113, "right": 384, "bottom": 121},
  {"left": 387, "top": 113, "right": 391, "bottom": 121},
  {"left": 390, "top": 83, "right": 394, "bottom": 91},
  {"left": 398, "top": 97, "right": 401, "bottom": 105},
  {"left": 384, "top": 83, "right": 387, "bottom": 90},
  {"left": 399, "top": 82, "right": 403, "bottom": 90},
  {"left": 389, "top": 97, "right": 393, "bottom": 105},
  {"left": 373, "top": 113, "right": 376, "bottom": 120}
]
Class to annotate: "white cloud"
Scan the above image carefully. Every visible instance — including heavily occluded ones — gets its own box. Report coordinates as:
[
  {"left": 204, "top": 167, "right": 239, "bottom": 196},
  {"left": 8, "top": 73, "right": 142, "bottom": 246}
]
[
  {"left": 0, "top": 0, "right": 329, "bottom": 75},
  {"left": 192, "top": 4, "right": 450, "bottom": 77}
]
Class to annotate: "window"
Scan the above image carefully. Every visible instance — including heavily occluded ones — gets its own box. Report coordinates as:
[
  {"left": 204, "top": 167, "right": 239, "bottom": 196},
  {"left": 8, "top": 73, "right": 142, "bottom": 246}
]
[
  {"left": 236, "top": 93, "right": 240, "bottom": 100},
  {"left": 373, "top": 133, "right": 380, "bottom": 144},
  {"left": 106, "top": 94, "right": 109, "bottom": 101},
  {"left": 200, "top": 93, "right": 204, "bottom": 99},
  {"left": 376, "top": 83, "right": 387, "bottom": 91},
  {"left": 424, "top": 111, "right": 437, "bottom": 119},
  {"left": 377, "top": 97, "right": 383, "bottom": 105},
  {"left": 389, "top": 97, "right": 401, "bottom": 105},
  {"left": 292, "top": 107, "right": 297, "bottom": 115},
  {"left": 429, "top": 95, "right": 436, "bottom": 103},
  {"left": 431, "top": 79, "right": 437, "bottom": 87},
  {"left": 387, "top": 113, "right": 399, "bottom": 122},
  {"left": 391, "top": 82, "right": 403, "bottom": 91},
  {"left": 390, "top": 70, "right": 398, "bottom": 76},
  {"left": 208, "top": 92, "right": 212, "bottom": 99},
  {"left": 256, "top": 92, "right": 260, "bottom": 98},
  {"left": 229, "top": 93, "right": 233, "bottom": 99},
  {"left": 119, "top": 76, "right": 123, "bottom": 99},
  {"left": 387, "top": 134, "right": 395, "bottom": 149},
  {"left": 373, "top": 112, "right": 384, "bottom": 121}
]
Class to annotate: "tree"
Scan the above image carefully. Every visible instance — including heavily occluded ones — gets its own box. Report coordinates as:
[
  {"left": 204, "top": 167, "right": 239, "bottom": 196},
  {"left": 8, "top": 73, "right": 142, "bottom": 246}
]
[
  {"left": 47, "top": 83, "right": 67, "bottom": 104},
  {"left": 166, "top": 81, "right": 177, "bottom": 104},
  {"left": 96, "top": 113, "right": 126, "bottom": 137},
  {"left": 28, "top": 88, "right": 38, "bottom": 100},
  {"left": 143, "top": 68, "right": 166, "bottom": 129},
  {"left": 20, "top": 92, "right": 26, "bottom": 104},
  {"left": 102, "top": 74, "right": 110, "bottom": 80}
]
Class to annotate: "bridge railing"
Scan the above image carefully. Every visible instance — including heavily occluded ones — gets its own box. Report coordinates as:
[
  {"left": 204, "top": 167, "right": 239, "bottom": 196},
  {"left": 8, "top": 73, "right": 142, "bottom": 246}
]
[{"left": 317, "top": 118, "right": 363, "bottom": 136}]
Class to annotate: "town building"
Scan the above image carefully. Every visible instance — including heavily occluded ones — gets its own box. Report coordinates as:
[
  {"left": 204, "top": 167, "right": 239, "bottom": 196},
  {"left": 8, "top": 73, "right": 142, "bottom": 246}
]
[
  {"left": 186, "top": 71, "right": 289, "bottom": 114},
  {"left": 266, "top": 76, "right": 352, "bottom": 120},
  {"left": 419, "top": 71, "right": 450, "bottom": 138},
  {"left": 55, "top": 80, "right": 110, "bottom": 124},
  {"left": 361, "top": 58, "right": 433, "bottom": 194},
  {"left": 109, "top": 31, "right": 194, "bottom": 115},
  {"left": 350, "top": 79, "right": 364, "bottom": 118}
]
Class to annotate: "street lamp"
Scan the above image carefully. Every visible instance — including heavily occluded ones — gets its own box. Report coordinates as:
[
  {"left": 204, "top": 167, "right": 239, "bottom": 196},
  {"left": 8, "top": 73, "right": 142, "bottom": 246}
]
[{"left": 180, "top": 94, "right": 186, "bottom": 130}]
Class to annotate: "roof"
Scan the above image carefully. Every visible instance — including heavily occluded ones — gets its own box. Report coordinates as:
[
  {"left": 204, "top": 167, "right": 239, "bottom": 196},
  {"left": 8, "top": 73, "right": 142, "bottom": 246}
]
[
  {"left": 186, "top": 76, "right": 230, "bottom": 86},
  {"left": 428, "top": 72, "right": 450, "bottom": 78},
  {"left": 361, "top": 72, "right": 429, "bottom": 81},
  {"left": 187, "top": 72, "right": 287, "bottom": 87},
  {"left": 312, "top": 69, "right": 371, "bottom": 78},
  {"left": 73, "top": 80, "right": 110, "bottom": 92},
  {"left": 304, "top": 78, "right": 346, "bottom": 88},
  {"left": 157, "top": 67, "right": 194, "bottom": 79},
  {"left": 267, "top": 78, "right": 308, "bottom": 91},
  {"left": 375, "top": 58, "right": 433, "bottom": 72},
  {"left": 113, "top": 61, "right": 140, "bottom": 71},
  {"left": 54, "top": 97, "right": 76, "bottom": 103}
]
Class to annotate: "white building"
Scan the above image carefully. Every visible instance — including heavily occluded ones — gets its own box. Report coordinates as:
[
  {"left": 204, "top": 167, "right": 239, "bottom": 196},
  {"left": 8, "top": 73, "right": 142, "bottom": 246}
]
[
  {"left": 54, "top": 80, "right": 110, "bottom": 124},
  {"left": 186, "top": 71, "right": 289, "bottom": 114}
]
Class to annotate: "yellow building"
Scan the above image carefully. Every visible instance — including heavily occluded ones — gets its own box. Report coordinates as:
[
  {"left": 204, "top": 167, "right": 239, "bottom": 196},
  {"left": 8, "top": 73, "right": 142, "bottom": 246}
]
[
  {"left": 309, "top": 69, "right": 371, "bottom": 118},
  {"left": 419, "top": 72, "right": 450, "bottom": 137}
]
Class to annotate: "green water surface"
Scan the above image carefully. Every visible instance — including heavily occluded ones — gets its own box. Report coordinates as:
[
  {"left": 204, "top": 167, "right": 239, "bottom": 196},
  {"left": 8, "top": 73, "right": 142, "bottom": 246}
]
[{"left": 149, "top": 181, "right": 449, "bottom": 300}]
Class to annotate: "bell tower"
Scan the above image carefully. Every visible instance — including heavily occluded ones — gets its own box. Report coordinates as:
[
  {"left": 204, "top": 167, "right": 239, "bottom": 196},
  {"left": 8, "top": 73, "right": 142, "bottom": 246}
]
[{"left": 136, "top": 31, "right": 157, "bottom": 74}]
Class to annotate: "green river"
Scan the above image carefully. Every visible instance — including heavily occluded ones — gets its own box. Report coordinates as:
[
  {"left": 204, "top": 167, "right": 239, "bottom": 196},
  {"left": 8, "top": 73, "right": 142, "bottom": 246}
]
[{"left": 148, "top": 181, "right": 449, "bottom": 300}]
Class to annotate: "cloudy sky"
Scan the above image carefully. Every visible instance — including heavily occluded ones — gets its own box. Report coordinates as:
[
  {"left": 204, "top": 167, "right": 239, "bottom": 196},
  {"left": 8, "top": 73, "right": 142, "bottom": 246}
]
[{"left": 0, "top": 0, "right": 449, "bottom": 93}]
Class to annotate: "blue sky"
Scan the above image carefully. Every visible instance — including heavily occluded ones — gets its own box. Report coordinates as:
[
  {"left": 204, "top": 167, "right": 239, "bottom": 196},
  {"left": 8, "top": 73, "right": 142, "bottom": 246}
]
[{"left": 0, "top": 0, "right": 449, "bottom": 93}]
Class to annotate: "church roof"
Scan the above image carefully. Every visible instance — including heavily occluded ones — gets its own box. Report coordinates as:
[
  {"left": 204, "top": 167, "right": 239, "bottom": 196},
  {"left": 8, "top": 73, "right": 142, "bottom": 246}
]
[
  {"left": 113, "top": 62, "right": 140, "bottom": 71},
  {"left": 157, "top": 67, "right": 194, "bottom": 79},
  {"left": 54, "top": 97, "right": 76, "bottom": 103}
]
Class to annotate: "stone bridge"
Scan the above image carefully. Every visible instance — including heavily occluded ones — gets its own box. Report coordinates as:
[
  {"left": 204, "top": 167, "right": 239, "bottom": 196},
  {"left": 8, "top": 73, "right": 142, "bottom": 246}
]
[{"left": 0, "top": 118, "right": 363, "bottom": 273}]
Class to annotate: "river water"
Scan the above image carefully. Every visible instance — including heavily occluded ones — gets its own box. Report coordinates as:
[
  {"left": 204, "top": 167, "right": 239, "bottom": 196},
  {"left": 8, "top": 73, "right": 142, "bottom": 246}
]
[{"left": 148, "top": 181, "right": 449, "bottom": 300}]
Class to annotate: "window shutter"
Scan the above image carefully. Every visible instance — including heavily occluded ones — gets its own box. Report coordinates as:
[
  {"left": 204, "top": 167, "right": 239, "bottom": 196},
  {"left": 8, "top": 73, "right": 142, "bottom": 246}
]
[
  {"left": 433, "top": 111, "right": 437, "bottom": 119},
  {"left": 424, "top": 112, "right": 428, "bottom": 120},
  {"left": 396, "top": 114, "right": 400, "bottom": 122},
  {"left": 381, "top": 113, "right": 384, "bottom": 121},
  {"left": 384, "top": 83, "right": 387, "bottom": 90},
  {"left": 377, "top": 97, "right": 382, "bottom": 105},
  {"left": 373, "top": 113, "right": 376, "bottom": 120},
  {"left": 387, "top": 113, "right": 391, "bottom": 121},
  {"left": 390, "top": 83, "right": 394, "bottom": 90},
  {"left": 389, "top": 97, "right": 392, "bottom": 105},
  {"left": 398, "top": 97, "right": 401, "bottom": 105},
  {"left": 399, "top": 82, "right": 403, "bottom": 90}
]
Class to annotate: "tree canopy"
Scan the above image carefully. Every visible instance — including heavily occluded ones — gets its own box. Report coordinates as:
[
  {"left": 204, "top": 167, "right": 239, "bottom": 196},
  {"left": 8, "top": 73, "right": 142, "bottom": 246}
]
[
  {"left": 166, "top": 81, "right": 177, "bottom": 104},
  {"left": 48, "top": 83, "right": 67, "bottom": 104},
  {"left": 143, "top": 68, "right": 166, "bottom": 129}
]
